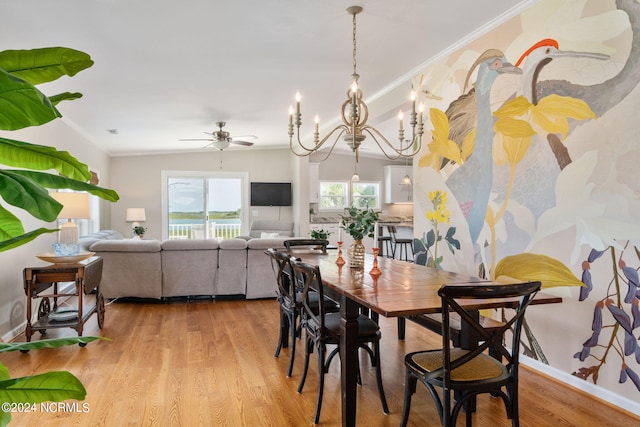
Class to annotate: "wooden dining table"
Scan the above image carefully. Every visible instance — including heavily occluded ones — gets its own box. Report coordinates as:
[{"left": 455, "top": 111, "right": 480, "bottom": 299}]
[{"left": 297, "top": 251, "right": 562, "bottom": 427}]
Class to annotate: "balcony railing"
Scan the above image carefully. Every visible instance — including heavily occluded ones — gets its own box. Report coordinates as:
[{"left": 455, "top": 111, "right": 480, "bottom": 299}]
[{"left": 168, "top": 222, "right": 241, "bottom": 240}]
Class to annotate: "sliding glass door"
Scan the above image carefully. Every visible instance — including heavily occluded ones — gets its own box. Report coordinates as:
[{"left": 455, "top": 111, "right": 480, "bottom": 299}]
[{"left": 161, "top": 171, "right": 249, "bottom": 240}]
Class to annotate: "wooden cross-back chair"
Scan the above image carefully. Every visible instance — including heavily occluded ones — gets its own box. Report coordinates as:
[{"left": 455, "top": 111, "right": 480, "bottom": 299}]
[{"left": 400, "top": 281, "right": 541, "bottom": 427}]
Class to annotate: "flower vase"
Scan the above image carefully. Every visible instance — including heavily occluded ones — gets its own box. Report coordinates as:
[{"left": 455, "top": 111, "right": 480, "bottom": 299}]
[{"left": 349, "top": 239, "right": 365, "bottom": 268}]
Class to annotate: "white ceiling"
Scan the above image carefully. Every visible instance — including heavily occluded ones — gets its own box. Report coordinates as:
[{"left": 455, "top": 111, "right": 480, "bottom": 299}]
[{"left": 3, "top": 0, "right": 533, "bottom": 157}]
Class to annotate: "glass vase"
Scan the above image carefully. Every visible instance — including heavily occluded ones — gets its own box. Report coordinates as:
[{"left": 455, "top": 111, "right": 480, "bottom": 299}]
[{"left": 349, "top": 239, "right": 365, "bottom": 268}]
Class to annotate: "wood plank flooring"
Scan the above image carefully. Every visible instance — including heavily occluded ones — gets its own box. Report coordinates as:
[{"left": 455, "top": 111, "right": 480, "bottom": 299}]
[{"left": 1, "top": 298, "right": 638, "bottom": 426}]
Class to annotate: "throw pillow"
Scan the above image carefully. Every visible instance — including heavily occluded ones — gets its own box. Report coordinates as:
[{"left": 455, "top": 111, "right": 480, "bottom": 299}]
[{"left": 260, "top": 232, "right": 279, "bottom": 238}]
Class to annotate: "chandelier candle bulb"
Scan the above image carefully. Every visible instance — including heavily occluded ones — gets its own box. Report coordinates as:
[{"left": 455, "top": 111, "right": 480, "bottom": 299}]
[
  {"left": 418, "top": 103, "right": 425, "bottom": 124},
  {"left": 398, "top": 110, "right": 404, "bottom": 130},
  {"left": 411, "top": 91, "right": 416, "bottom": 114}
]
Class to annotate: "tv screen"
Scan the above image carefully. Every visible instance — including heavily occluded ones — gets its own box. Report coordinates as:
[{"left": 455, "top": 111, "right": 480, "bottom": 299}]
[{"left": 250, "top": 182, "right": 292, "bottom": 206}]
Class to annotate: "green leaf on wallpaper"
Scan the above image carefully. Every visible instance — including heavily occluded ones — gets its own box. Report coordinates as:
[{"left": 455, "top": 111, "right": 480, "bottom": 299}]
[{"left": 495, "top": 253, "right": 584, "bottom": 288}]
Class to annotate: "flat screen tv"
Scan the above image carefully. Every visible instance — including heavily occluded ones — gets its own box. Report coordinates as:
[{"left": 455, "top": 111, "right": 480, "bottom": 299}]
[{"left": 250, "top": 182, "right": 292, "bottom": 206}]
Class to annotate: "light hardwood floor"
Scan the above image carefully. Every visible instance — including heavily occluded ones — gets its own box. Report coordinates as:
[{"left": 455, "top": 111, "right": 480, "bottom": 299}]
[{"left": 1, "top": 298, "right": 639, "bottom": 426}]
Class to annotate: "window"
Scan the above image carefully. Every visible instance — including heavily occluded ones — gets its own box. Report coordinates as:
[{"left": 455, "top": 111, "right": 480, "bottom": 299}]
[
  {"left": 319, "top": 182, "right": 348, "bottom": 210},
  {"left": 161, "top": 171, "right": 249, "bottom": 240},
  {"left": 318, "top": 181, "right": 380, "bottom": 210},
  {"left": 352, "top": 182, "right": 380, "bottom": 209}
]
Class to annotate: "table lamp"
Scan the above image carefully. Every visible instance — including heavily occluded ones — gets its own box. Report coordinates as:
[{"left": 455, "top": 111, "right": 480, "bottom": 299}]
[
  {"left": 126, "top": 208, "right": 146, "bottom": 236},
  {"left": 51, "top": 192, "right": 90, "bottom": 255}
]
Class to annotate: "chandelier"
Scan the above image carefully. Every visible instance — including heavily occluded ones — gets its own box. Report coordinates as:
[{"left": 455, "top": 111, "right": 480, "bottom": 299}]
[{"left": 288, "top": 5, "right": 424, "bottom": 163}]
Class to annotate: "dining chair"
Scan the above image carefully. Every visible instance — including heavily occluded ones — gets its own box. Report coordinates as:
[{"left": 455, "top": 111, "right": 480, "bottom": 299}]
[
  {"left": 267, "top": 248, "right": 339, "bottom": 378},
  {"left": 290, "top": 258, "right": 389, "bottom": 424},
  {"left": 400, "top": 281, "right": 541, "bottom": 427},
  {"left": 388, "top": 225, "right": 414, "bottom": 262},
  {"left": 284, "top": 238, "right": 329, "bottom": 255},
  {"left": 267, "top": 249, "right": 300, "bottom": 377}
]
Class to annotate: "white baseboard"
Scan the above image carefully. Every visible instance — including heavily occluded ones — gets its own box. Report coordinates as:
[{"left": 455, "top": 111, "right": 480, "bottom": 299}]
[{"left": 522, "top": 355, "right": 640, "bottom": 416}]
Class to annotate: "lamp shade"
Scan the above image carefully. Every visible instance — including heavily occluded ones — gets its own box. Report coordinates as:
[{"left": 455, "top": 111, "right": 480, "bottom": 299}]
[
  {"left": 126, "top": 208, "right": 146, "bottom": 222},
  {"left": 51, "top": 192, "right": 91, "bottom": 219}
]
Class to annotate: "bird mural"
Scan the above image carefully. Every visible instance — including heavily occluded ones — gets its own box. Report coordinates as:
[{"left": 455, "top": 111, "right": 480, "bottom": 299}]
[
  {"left": 492, "top": 38, "right": 610, "bottom": 219},
  {"left": 444, "top": 50, "right": 521, "bottom": 245}
]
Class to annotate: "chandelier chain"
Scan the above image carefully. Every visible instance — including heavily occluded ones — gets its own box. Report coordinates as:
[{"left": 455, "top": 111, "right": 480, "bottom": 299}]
[{"left": 352, "top": 11, "right": 358, "bottom": 81}]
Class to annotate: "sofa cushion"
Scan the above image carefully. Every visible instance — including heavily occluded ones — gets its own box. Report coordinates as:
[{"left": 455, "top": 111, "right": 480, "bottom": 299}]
[
  {"left": 161, "top": 239, "right": 220, "bottom": 250},
  {"left": 246, "top": 238, "right": 288, "bottom": 250},
  {"left": 90, "top": 239, "right": 162, "bottom": 252},
  {"left": 248, "top": 220, "right": 294, "bottom": 238},
  {"left": 78, "top": 229, "right": 125, "bottom": 252},
  {"left": 220, "top": 238, "right": 248, "bottom": 250}
]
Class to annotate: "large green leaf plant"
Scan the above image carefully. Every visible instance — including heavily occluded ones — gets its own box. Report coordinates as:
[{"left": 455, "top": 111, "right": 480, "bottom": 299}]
[
  {"left": 0, "top": 47, "right": 119, "bottom": 252},
  {"left": 0, "top": 47, "right": 118, "bottom": 426}
]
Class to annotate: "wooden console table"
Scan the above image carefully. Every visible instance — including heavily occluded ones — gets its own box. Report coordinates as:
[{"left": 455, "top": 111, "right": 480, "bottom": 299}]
[{"left": 23, "top": 256, "right": 105, "bottom": 345}]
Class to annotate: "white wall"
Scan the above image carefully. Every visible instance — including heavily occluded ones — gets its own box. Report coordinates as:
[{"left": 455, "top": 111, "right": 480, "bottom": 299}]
[{"left": 109, "top": 148, "right": 298, "bottom": 239}]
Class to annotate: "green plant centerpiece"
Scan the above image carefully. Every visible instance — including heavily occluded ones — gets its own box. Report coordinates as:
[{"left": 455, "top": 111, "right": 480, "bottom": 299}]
[
  {"left": 133, "top": 225, "right": 147, "bottom": 237},
  {"left": 0, "top": 46, "right": 118, "bottom": 426},
  {"left": 339, "top": 207, "right": 379, "bottom": 268},
  {"left": 310, "top": 228, "right": 331, "bottom": 240}
]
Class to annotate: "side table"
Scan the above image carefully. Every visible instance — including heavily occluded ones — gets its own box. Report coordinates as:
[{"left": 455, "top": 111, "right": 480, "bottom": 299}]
[{"left": 23, "top": 256, "right": 105, "bottom": 347}]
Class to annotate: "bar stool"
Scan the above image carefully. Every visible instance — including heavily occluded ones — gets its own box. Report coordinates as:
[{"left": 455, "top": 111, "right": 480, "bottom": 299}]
[
  {"left": 388, "top": 225, "right": 413, "bottom": 262},
  {"left": 377, "top": 225, "right": 394, "bottom": 258}
]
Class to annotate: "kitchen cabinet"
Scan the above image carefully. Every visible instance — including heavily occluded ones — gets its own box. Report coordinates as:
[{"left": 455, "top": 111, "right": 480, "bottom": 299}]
[
  {"left": 309, "top": 162, "right": 320, "bottom": 203},
  {"left": 384, "top": 165, "right": 413, "bottom": 203}
]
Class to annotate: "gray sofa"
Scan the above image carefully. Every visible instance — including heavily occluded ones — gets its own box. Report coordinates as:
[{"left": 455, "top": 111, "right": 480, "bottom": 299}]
[{"left": 79, "top": 229, "right": 293, "bottom": 300}]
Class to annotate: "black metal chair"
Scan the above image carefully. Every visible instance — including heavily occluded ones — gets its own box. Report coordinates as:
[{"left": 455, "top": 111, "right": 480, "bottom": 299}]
[
  {"left": 388, "top": 225, "right": 414, "bottom": 262},
  {"left": 290, "top": 258, "right": 389, "bottom": 424},
  {"left": 400, "top": 281, "right": 541, "bottom": 427}
]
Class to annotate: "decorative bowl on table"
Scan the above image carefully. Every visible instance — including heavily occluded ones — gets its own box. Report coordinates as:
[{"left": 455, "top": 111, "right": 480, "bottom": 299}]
[
  {"left": 36, "top": 252, "right": 95, "bottom": 265},
  {"left": 52, "top": 242, "right": 80, "bottom": 256}
]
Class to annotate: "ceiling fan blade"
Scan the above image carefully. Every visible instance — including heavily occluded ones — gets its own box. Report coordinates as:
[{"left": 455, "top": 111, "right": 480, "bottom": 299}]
[
  {"left": 230, "top": 140, "right": 254, "bottom": 146},
  {"left": 179, "top": 138, "right": 215, "bottom": 141},
  {"left": 231, "top": 134, "right": 258, "bottom": 140}
]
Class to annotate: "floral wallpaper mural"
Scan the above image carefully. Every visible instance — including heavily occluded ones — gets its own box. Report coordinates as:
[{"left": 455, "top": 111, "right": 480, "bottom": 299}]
[{"left": 411, "top": 0, "right": 640, "bottom": 410}]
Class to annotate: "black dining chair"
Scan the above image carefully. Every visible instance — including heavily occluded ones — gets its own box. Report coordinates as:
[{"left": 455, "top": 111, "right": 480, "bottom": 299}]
[
  {"left": 290, "top": 258, "right": 389, "bottom": 424},
  {"left": 400, "top": 281, "right": 541, "bottom": 427},
  {"left": 267, "top": 248, "right": 339, "bottom": 378},
  {"left": 267, "top": 249, "right": 300, "bottom": 377},
  {"left": 389, "top": 225, "right": 414, "bottom": 262},
  {"left": 284, "top": 238, "right": 329, "bottom": 255}
]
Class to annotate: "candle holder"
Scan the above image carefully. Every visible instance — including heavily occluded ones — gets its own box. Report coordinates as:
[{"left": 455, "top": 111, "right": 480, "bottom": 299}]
[
  {"left": 369, "top": 247, "right": 382, "bottom": 277},
  {"left": 335, "top": 241, "right": 346, "bottom": 266}
]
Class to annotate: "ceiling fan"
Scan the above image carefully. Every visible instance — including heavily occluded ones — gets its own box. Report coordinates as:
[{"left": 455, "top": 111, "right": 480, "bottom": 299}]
[{"left": 179, "top": 121, "right": 256, "bottom": 150}]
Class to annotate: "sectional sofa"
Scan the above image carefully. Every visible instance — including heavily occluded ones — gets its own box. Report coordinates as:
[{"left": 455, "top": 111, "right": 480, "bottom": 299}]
[{"left": 79, "top": 227, "right": 295, "bottom": 300}]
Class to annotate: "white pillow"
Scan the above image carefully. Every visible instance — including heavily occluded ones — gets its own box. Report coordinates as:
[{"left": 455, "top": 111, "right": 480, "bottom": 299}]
[{"left": 260, "top": 232, "right": 280, "bottom": 238}]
